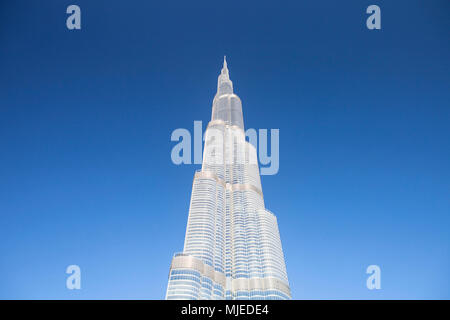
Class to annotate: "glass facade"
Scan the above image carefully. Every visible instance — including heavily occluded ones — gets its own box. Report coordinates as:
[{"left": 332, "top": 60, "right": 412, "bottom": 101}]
[{"left": 166, "top": 58, "right": 291, "bottom": 300}]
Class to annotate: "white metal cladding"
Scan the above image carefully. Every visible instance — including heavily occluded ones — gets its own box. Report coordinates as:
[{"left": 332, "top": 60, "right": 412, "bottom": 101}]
[{"left": 166, "top": 58, "right": 291, "bottom": 300}]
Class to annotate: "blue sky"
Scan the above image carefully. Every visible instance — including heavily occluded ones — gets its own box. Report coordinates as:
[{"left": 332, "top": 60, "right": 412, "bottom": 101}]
[{"left": 0, "top": 0, "right": 449, "bottom": 299}]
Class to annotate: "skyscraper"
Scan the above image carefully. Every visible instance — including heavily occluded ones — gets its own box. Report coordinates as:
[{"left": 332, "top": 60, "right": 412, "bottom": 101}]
[{"left": 166, "top": 58, "right": 291, "bottom": 300}]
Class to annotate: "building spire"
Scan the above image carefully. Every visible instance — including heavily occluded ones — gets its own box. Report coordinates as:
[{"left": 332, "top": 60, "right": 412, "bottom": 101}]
[
  {"left": 221, "top": 55, "right": 229, "bottom": 76},
  {"left": 217, "top": 55, "right": 233, "bottom": 95}
]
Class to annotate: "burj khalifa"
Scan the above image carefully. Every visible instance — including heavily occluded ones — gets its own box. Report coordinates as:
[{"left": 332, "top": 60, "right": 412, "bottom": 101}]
[{"left": 165, "top": 58, "right": 291, "bottom": 300}]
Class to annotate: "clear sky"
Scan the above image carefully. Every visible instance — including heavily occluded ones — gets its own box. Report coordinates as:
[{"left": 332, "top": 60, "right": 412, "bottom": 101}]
[{"left": 0, "top": 0, "right": 449, "bottom": 299}]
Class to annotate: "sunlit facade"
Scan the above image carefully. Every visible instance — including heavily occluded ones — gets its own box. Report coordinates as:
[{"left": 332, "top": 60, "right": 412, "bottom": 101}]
[{"left": 165, "top": 58, "right": 291, "bottom": 300}]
